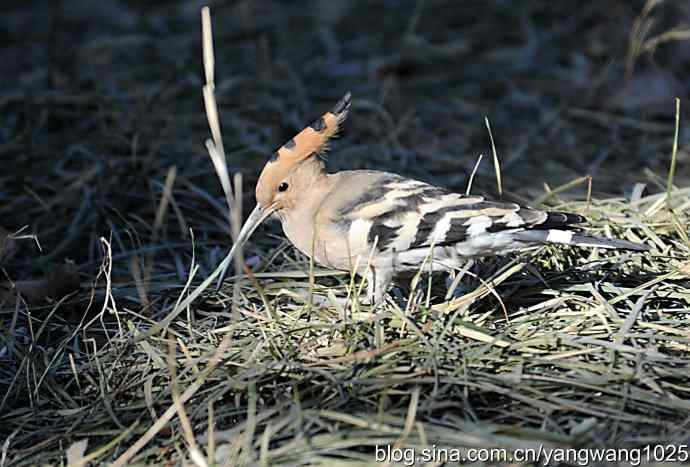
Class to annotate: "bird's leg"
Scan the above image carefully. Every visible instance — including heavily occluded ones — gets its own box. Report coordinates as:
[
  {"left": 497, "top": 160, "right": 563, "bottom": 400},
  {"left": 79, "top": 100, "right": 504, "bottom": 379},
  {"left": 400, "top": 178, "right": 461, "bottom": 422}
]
[
  {"left": 366, "top": 270, "right": 375, "bottom": 305},
  {"left": 445, "top": 259, "right": 475, "bottom": 300},
  {"left": 366, "top": 267, "right": 393, "bottom": 307}
]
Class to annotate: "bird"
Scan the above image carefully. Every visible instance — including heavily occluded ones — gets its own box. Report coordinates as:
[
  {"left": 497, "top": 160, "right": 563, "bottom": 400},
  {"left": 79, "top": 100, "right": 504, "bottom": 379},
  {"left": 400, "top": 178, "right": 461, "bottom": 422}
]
[{"left": 215, "top": 92, "right": 649, "bottom": 305}]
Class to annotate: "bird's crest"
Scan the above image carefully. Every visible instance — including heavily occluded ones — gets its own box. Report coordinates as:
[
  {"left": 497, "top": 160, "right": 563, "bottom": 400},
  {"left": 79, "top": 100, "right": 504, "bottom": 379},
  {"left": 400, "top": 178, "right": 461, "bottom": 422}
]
[
  {"left": 254, "top": 92, "right": 351, "bottom": 208},
  {"left": 270, "top": 92, "right": 351, "bottom": 166}
]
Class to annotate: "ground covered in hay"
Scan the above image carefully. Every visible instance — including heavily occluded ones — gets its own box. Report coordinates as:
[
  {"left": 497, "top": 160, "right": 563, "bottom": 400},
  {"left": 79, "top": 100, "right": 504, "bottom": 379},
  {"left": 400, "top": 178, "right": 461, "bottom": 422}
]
[{"left": 2, "top": 0, "right": 690, "bottom": 465}]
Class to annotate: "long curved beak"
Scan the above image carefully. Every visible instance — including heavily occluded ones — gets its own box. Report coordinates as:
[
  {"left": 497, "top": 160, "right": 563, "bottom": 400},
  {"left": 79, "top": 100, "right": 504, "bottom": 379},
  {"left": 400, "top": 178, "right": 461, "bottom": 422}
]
[{"left": 215, "top": 203, "right": 275, "bottom": 291}]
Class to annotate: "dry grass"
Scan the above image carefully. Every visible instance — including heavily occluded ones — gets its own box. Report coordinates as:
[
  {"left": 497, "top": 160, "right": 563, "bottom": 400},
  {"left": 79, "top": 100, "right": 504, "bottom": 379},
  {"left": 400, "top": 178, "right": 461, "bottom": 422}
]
[{"left": 1, "top": 0, "right": 690, "bottom": 465}]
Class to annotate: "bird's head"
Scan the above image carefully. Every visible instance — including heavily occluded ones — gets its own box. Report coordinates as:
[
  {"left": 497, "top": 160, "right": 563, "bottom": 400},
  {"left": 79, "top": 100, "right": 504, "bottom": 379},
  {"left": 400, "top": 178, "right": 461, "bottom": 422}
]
[
  {"left": 215, "top": 92, "right": 351, "bottom": 288},
  {"left": 254, "top": 92, "right": 351, "bottom": 215}
]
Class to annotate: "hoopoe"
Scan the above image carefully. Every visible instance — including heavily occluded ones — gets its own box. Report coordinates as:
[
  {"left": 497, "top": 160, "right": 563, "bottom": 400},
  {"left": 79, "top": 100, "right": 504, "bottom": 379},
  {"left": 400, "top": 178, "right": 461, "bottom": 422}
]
[{"left": 216, "top": 93, "right": 649, "bottom": 305}]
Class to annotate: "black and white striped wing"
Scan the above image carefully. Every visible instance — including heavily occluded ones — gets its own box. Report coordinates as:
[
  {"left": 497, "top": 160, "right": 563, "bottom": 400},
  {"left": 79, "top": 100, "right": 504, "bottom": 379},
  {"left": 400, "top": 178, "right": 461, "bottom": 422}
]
[{"left": 337, "top": 173, "right": 584, "bottom": 255}]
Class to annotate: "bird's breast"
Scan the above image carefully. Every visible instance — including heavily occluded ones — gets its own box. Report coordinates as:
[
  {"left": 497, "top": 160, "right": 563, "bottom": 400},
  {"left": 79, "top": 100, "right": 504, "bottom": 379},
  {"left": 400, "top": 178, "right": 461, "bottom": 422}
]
[{"left": 281, "top": 212, "right": 367, "bottom": 272}]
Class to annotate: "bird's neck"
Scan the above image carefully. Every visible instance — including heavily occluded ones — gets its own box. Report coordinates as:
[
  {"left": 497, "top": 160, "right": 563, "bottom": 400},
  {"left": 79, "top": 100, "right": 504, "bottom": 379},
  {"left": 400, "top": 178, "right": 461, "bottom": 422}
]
[
  {"left": 278, "top": 160, "right": 331, "bottom": 257},
  {"left": 295, "top": 158, "right": 332, "bottom": 209}
]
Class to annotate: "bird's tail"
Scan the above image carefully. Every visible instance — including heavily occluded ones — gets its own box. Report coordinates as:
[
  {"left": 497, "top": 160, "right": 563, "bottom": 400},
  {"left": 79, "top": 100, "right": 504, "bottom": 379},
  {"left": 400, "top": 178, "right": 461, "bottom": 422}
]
[{"left": 513, "top": 229, "right": 650, "bottom": 251}]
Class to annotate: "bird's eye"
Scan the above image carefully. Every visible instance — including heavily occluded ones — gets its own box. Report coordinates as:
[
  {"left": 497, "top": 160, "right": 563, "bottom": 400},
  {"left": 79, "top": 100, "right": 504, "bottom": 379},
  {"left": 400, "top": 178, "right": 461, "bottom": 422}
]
[{"left": 278, "top": 182, "right": 289, "bottom": 192}]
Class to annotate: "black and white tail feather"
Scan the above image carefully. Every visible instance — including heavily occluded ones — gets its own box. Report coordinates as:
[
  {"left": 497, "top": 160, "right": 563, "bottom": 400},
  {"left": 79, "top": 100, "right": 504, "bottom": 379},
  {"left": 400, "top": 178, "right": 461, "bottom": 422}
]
[{"left": 512, "top": 229, "right": 649, "bottom": 251}]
